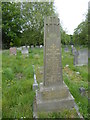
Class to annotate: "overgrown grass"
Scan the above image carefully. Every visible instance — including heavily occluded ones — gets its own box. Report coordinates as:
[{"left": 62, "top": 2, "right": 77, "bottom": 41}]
[
  {"left": 2, "top": 50, "right": 35, "bottom": 118},
  {"left": 2, "top": 47, "right": 88, "bottom": 118},
  {"left": 38, "top": 108, "right": 79, "bottom": 118},
  {"left": 62, "top": 46, "right": 88, "bottom": 118}
]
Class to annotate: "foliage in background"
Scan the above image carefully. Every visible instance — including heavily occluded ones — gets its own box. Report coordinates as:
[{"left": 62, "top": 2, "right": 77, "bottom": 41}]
[
  {"left": 60, "top": 25, "right": 71, "bottom": 45},
  {"left": 2, "top": 2, "right": 55, "bottom": 48},
  {"left": 2, "top": 2, "right": 88, "bottom": 48},
  {"left": 2, "top": 2, "right": 22, "bottom": 48},
  {"left": 73, "top": 14, "right": 88, "bottom": 45},
  {"left": 2, "top": 47, "right": 88, "bottom": 118}
]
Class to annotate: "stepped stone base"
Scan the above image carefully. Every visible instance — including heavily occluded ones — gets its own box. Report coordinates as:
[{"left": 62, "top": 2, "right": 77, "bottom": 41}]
[{"left": 34, "top": 82, "right": 75, "bottom": 113}]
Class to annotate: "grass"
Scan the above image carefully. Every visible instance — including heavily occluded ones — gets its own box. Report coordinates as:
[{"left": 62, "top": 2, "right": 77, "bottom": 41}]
[
  {"left": 2, "top": 47, "right": 88, "bottom": 118},
  {"left": 0, "top": 51, "right": 2, "bottom": 119},
  {"left": 2, "top": 50, "right": 35, "bottom": 118},
  {"left": 61, "top": 47, "right": 88, "bottom": 118},
  {"left": 38, "top": 108, "right": 79, "bottom": 118}
]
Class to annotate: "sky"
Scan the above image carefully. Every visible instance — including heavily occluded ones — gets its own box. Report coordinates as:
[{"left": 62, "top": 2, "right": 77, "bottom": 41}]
[{"left": 54, "top": 0, "right": 89, "bottom": 35}]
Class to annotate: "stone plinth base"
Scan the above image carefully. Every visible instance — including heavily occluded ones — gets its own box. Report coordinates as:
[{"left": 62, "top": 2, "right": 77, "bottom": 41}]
[{"left": 34, "top": 82, "right": 75, "bottom": 113}]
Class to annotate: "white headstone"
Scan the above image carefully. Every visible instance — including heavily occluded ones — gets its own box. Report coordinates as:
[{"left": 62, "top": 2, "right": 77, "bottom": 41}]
[
  {"left": 40, "top": 45, "right": 43, "bottom": 48},
  {"left": 17, "top": 47, "right": 22, "bottom": 51},
  {"left": 31, "top": 45, "right": 34, "bottom": 48},
  {"left": 21, "top": 46, "right": 29, "bottom": 56},
  {"left": 27, "top": 46, "right": 30, "bottom": 49}
]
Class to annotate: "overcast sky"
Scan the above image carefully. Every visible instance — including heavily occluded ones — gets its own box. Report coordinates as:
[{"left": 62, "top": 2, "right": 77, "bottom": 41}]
[{"left": 54, "top": 0, "right": 89, "bottom": 35}]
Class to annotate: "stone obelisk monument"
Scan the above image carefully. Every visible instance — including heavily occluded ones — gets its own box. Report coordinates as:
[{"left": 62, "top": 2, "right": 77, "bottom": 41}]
[{"left": 34, "top": 16, "right": 74, "bottom": 113}]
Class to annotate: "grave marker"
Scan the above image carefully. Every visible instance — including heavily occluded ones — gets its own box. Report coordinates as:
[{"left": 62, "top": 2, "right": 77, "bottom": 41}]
[
  {"left": 40, "top": 45, "right": 43, "bottom": 48},
  {"left": 31, "top": 45, "right": 34, "bottom": 48},
  {"left": 34, "top": 17, "right": 75, "bottom": 114},
  {"left": 17, "top": 47, "right": 22, "bottom": 51},
  {"left": 21, "top": 46, "right": 29, "bottom": 56},
  {"left": 72, "top": 47, "right": 76, "bottom": 55},
  {"left": 74, "top": 48, "right": 88, "bottom": 66},
  {"left": 64, "top": 45, "right": 69, "bottom": 52},
  {"left": 10, "top": 47, "right": 16, "bottom": 55}
]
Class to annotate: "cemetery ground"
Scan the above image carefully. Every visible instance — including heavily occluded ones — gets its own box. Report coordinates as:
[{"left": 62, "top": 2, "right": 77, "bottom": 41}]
[{"left": 2, "top": 46, "right": 88, "bottom": 118}]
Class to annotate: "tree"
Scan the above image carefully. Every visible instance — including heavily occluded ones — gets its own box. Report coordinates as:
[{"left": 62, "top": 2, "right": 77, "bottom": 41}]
[
  {"left": 2, "top": 2, "right": 24, "bottom": 48},
  {"left": 2, "top": 2, "right": 55, "bottom": 48},
  {"left": 60, "top": 25, "right": 71, "bottom": 45},
  {"left": 20, "top": 2, "right": 55, "bottom": 46},
  {"left": 73, "top": 13, "right": 88, "bottom": 45}
]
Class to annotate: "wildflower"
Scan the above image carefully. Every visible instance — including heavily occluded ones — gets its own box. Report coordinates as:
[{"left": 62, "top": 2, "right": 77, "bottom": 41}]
[
  {"left": 66, "top": 64, "right": 69, "bottom": 67},
  {"left": 76, "top": 72, "right": 80, "bottom": 75}
]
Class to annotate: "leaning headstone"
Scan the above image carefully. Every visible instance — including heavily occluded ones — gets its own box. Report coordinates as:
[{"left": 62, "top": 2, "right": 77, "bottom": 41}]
[
  {"left": 10, "top": 47, "right": 16, "bottom": 55},
  {"left": 74, "top": 48, "right": 88, "bottom": 66},
  {"left": 34, "top": 17, "right": 74, "bottom": 114},
  {"left": 21, "top": 46, "right": 29, "bottom": 56}
]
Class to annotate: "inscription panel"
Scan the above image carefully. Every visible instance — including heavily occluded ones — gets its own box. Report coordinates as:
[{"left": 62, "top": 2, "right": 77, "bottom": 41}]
[{"left": 44, "top": 17, "right": 63, "bottom": 86}]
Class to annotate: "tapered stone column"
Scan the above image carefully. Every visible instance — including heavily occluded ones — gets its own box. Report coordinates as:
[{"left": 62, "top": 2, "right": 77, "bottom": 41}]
[{"left": 34, "top": 17, "right": 75, "bottom": 113}]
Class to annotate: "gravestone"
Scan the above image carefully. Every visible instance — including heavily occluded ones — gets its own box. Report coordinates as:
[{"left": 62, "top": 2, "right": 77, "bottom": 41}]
[
  {"left": 27, "top": 46, "right": 30, "bottom": 49},
  {"left": 10, "top": 47, "right": 16, "bottom": 55},
  {"left": 89, "top": 49, "right": 90, "bottom": 58},
  {"left": 71, "top": 45, "right": 74, "bottom": 53},
  {"left": 74, "top": 48, "right": 88, "bottom": 66},
  {"left": 74, "top": 49, "right": 79, "bottom": 65},
  {"left": 31, "top": 45, "right": 34, "bottom": 48},
  {"left": 21, "top": 46, "right": 29, "bottom": 56},
  {"left": 40, "top": 45, "right": 42, "bottom": 48},
  {"left": 64, "top": 45, "right": 69, "bottom": 52},
  {"left": 17, "top": 47, "right": 22, "bottom": 51},
  {"left": 34, "top": 17, "right": 74, "bottom": 114},
  {"left": 72, "top": 47, "right": 76, "bottom": 55},
  {"left": 36, "top": 45, "right": 39, "bottom": 48}
]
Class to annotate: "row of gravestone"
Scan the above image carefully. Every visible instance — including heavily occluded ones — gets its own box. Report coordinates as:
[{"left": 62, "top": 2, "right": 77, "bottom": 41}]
[
  {"left": 64, "top": 45, "right": 88, "bottom": 66},
  {"left": 9, "top": 45, "right": 43, "bottom": 56},
  {"left": 10, "top": 44, "right": 88, "bottom": 67},
  {"left": 10, "top": 46, "right": 29, "bottom": 56}
]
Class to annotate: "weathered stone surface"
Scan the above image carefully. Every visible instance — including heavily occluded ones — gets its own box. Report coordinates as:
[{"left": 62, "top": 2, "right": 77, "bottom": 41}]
[
  {"left": 74, "top": 48, "right": 88, "bottom": 66},
  {"left": 34, "top": 16, "right": 75, "bottom": 114},
  {"left": 38, "top": 83, "right": 70, "bottom": 101},
  {"left": 36, "top": 96, "right": 74, "bottom": 112},
  {"left": 44, "top": 16, "right": 63, "bottom": 86},
  {"left": 10, "top": 47, "right": 17, "bottom": 55},
  {"left": 34, "top": 82, "right": 74, "bottom": 112}
]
